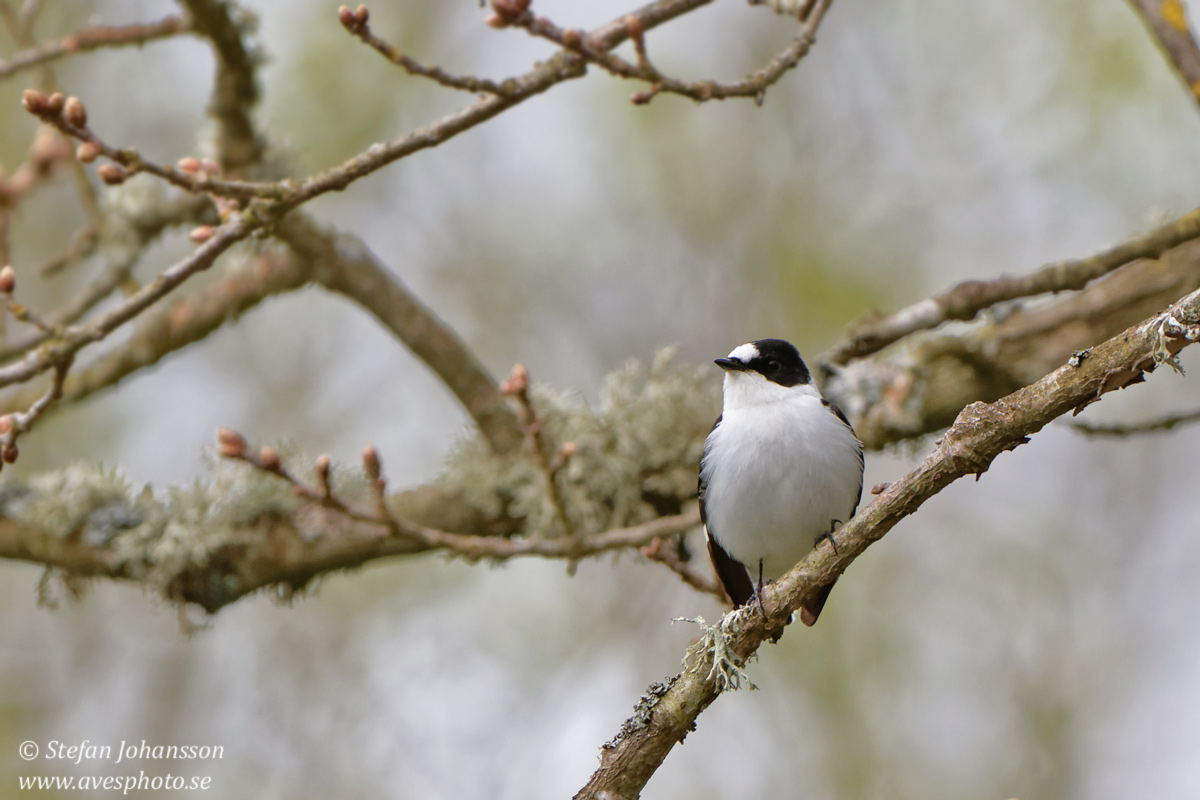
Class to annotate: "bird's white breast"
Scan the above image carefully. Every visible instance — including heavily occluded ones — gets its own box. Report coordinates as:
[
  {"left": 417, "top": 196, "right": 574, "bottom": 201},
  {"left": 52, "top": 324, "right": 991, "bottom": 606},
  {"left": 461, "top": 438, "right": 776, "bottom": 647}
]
[{"left": 702, "top": 390, "right": 861, "bottom": 581}]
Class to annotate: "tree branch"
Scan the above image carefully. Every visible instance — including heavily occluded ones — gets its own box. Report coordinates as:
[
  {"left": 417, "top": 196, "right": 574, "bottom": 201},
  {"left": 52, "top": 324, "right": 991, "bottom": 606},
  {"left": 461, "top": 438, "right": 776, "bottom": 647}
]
[
  {"left": 1066, "top": 405, "right": 1200, "bottom": 436},
  {"left": 178, "top": 0, "right": 264, "bottom": 176},
  {"left": 823, "top": 238, "right": 1200, "bottom": 448},
  {"left": 575, "top": 287, "right": 1200, "bottom": 800},
  {"left": 822, "top": 204, "right": 1200, "bottom": 366},
  {"left": 509, "top": 0, "right": 834, "bottom": 105},
  {"left": 278, "top": 213, "right": 525, "bottom": 456},
  {"left": 1126, "top": 0, "right": 1200, "bottom": 106},
  {"left": 0, "top": 15, "right": 189, "bottom": 79}
]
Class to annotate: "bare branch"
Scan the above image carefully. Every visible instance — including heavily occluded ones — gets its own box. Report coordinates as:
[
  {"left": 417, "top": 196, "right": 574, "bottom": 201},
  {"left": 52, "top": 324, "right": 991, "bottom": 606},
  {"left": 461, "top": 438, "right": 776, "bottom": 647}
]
[
  {"left": 640, "top": 536, "right": 726, "bottom": 602},
  {"left": 0, "top": 247, "right": 308, "bottom": 418},
  {"left": 513, "top": 0, "right": 834, "bottom": 105},
  {"left": 0, "top": 193, "right": 213, "bottom": 364},
  {"left": 576, "top": 287, "right": 1200, "bottom": 800},
  {"left": 1126, "top": 0, "right": 1200, "bottom": 107},
  {"left": 22, "top": 91, "right": 285, "bottom": 201},
  {"left": 1066, "top": 406, "right": 1200, "bottom": 437},
  {"left": 823, "top": 204, "right": 1200, "bottom": 366},
  {"left": 0, "top": 15, "right": 189, "bottom": 79},
  {"left": 0, "top": 451, "right": 698, "bottom": 613},
  {"left": 501, "top": 362, "right": 577, "bottom": 538},
  {"left": 338, "top": 6, "right": 509, "bottom": 95},
  {"left": 278, "top": 213, "right": 525, "bottom": 455},
  {"left": 0, "top": 211, "right": 258, "bottom": 397}
]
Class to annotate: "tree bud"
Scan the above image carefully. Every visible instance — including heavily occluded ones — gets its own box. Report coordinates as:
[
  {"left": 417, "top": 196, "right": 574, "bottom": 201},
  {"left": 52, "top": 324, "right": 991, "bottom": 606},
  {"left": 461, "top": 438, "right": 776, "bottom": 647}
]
[
  {"left": 362, "top": 445, "right": 381, "bottom": 481},
  {"left": 76, "top": 142, "right": 102, "bottom": 163},
  {"left": 21, "top": 89, "right": 49, "bottom": 117},
  {"left": 217, "top": 428, "right": 246, "bottom": 458},
  {"left": 189, "top": 225, "right": 214, "bottom": 244},
  {"left": 97, "top": 164, "right": 127, "bottom": 185},
  {"left": 259, "top": 446, "right": 281, "bottom": 471},
  {"left": 64, "top": 96, "right": 87, "bottom": 128}
]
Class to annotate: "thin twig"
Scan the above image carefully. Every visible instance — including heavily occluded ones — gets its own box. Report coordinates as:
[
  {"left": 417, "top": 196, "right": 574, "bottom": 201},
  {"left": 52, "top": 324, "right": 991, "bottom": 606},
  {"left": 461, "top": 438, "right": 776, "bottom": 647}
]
[
  {"left": 1066, "top": 406, "right": 1200, "bottom": 437},
  {"left": 0, "top": 355, "right": 71, "bottom": 467},
  {"left": 501, "top": 363, "right": 578, "bottom": 540},
  {"left": 513, "top": 0, "right": 834, "bottom": 105},
  {"left": 218, "top": 427, "right": 699, "bottom": 564},
  {"left": 0, "top": 15, "right": 189, "bottom": 78},
  {"left": 339, "top": 6, "right": 508, "bottom": 95},
  {"left": 641, "top": 536, "right": 726, "bottom": 602},
  {"left": 0, "top": 248, "right": 308, "bottom": 416}
]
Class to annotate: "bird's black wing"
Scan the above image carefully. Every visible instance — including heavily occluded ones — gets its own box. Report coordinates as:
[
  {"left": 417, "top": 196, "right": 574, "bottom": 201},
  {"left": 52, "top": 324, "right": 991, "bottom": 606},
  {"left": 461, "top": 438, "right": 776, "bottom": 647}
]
[
  {"left": 822, "top": 398, "right": 864, "bottom": 516},
  {"left": 700, "top": 415, "right": 755, "bottom": 608},
  {"left": 800, "top": 398, "right": 866, "bottom": 627}
]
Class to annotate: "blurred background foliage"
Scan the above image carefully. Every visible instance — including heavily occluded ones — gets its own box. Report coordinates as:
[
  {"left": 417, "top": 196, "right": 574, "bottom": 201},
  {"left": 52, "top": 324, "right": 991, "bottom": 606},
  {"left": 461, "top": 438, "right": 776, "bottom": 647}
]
[{"left": 1, "top": 0, "right": 1200, "bottom": 797}]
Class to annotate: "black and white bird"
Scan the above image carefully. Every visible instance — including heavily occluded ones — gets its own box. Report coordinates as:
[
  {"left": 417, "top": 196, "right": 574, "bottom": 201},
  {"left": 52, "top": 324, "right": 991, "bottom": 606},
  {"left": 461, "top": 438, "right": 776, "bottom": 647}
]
[{"left": 699, "top": 338, "right": 864, "bottom": 626}]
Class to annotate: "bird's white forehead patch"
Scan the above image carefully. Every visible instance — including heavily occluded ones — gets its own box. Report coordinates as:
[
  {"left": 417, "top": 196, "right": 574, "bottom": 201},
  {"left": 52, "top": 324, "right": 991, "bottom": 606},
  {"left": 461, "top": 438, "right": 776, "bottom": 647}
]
[{"left": 728, "top": 343, "right": 759, "bottom": 362}]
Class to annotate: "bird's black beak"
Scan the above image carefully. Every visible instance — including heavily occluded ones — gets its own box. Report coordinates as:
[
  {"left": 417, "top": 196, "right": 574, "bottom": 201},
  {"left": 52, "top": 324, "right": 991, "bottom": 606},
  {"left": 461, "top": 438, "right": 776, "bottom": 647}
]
[{"left": 714, "top": 357, "right": 750, "bottom": 372}]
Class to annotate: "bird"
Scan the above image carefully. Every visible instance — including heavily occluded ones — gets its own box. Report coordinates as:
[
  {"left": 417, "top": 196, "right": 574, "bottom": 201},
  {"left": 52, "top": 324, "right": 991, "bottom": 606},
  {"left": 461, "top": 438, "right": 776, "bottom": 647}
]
[{"left": 699, "top": 338, "right": 864, "bottom": 626}]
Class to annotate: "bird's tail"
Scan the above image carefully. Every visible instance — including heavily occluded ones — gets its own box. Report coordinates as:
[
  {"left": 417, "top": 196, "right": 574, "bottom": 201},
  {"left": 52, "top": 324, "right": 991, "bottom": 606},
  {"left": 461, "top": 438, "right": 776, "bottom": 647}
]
[{"left": 799, "top": 578, "right": 838, "bottom": 626}]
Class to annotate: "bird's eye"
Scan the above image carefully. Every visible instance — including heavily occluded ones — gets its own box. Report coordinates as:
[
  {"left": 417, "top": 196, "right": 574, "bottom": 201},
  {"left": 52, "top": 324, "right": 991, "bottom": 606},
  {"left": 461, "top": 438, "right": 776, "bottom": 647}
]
[{"left": 766, "top": 359, "right": 780, "bottom": 372}]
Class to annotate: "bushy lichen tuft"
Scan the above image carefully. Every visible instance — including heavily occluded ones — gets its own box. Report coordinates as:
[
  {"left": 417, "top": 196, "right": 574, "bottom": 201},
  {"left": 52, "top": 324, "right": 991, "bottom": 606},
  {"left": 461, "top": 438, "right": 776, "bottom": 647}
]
[
  {"left": 441, "top": 347, "right": 719, "bottom": 538},
  {"left": 0, "top": 349, "right": 721, "bottom": 607}
]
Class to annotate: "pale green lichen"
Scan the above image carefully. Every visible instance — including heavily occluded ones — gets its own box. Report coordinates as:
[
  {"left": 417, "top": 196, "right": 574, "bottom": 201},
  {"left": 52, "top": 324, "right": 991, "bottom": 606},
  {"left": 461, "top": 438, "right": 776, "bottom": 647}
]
[
  {"left": 440, "top": 347, "right": 718, "bottom": 539},
  {"left": 0, "top": 349, "right": 720, "bottom": 601},
  {"left": 1, "top": 459, "right": 302, "bottom": 589}
]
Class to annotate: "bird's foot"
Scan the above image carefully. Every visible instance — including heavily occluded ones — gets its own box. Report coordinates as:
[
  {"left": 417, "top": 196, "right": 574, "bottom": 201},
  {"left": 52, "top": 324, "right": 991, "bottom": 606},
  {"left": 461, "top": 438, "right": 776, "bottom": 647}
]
[
  {"left": 674, "top": 607, "right": 758, "bottom": 692},
  {"left": 814, "top": 526, "right": 840, "bottom": 554}
]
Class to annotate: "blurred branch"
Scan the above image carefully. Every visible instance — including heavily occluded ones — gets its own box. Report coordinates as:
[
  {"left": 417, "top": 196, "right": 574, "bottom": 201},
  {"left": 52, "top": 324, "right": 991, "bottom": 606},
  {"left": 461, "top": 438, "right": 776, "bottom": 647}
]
[
  {"left": 0, "top": 193, "right": 213, "bottom": 364},
  {"left": 22, "top": 90, "right": 286, "bottom": 201},
  {"left": 0, "top": 15, "right": 189, "bottom": 79},
  {"left": 824, "top": 239, "right": 1200, "bottom": 449},
  {"left": 1066, "top": 406, "right": 1200, "bottom": 437},
  {"left": 0, "top": 440, "right": 698, "bottom": 612},
  {"left": 0, "top": 211, "right": 257, "bottom": 399},
  {"left": 823, "top": 205, "right": 1200, "bottom": 366},
  {"left": 640, "top": 535, "right": 726, "bottom": 602},
  {"left": 178, "top": 0, "right": 264, "bottom": 176},
  {"left": 279, "top": 213, "right": 525, "bottom": 456},
  {"left": 508, "top": 0, "right": 833, "bottom": 105},
  {"left": 575, "top": 287, "right": 1200, "bottom": 800},
  {"left": 339, "top": 7, "right": 509, "bottom": 95},
  {"left": 1126, "top": 0, "right": 1200, "bottom": 106},
  {"left": 500, "top": 362, "right": 577, "bottom": 536},
  {"left": 0, "top": 248, "right": 310, "bottom": 419}
]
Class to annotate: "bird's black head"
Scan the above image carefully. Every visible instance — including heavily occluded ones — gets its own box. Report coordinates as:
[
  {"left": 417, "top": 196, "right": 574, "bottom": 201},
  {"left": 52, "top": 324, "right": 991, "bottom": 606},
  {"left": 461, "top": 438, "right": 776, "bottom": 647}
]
[{"left": 715, "top": 338, "right": 812, "bottom": 387}]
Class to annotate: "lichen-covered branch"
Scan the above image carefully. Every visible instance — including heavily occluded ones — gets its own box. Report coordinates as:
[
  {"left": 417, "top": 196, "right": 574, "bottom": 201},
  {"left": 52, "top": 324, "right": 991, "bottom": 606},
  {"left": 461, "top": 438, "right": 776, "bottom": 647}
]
[
  {"left": 824, "top": 239, "right": 1200, "bottom": 448},
  {"left": 0, "top": 351, "right": 715, "bottom": 613},
  {"left": 575, "top": 287, "right": 1200, "bottom": 800},
  {"left": 822, "top": 204, "right": 1200, "bottom": 366},
  {"left": 178, "top": 0, "right": 264, "bottom": 176}
]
